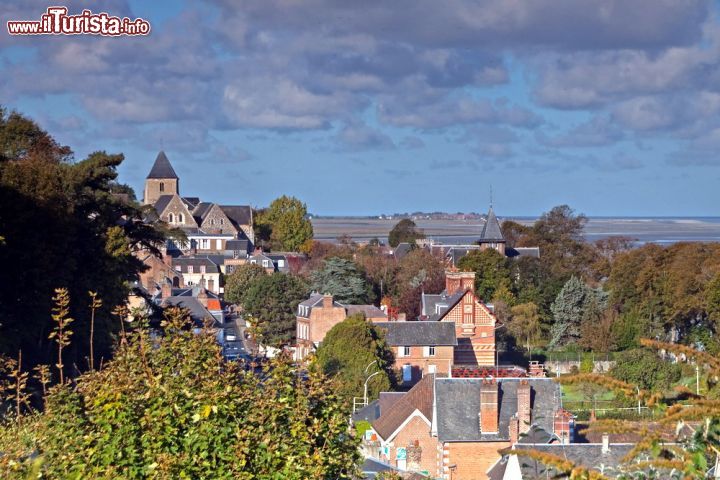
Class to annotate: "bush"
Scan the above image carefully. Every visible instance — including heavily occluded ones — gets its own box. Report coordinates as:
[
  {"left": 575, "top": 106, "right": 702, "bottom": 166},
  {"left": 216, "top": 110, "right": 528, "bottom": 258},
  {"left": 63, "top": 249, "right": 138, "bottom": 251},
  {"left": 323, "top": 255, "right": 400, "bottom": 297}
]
[
  {"left": 610, "top": 347, "right": 682, "bottom": 391},
  {"left": 580, "top": 353, "right": 594, "bottom": 374}
]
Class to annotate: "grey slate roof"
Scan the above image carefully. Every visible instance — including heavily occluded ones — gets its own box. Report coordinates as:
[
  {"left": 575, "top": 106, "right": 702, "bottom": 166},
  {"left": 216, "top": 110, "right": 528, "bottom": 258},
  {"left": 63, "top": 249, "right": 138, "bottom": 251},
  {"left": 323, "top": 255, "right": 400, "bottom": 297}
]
[
  {"left": 346, "top": 304, "right": 387, "bottom": 319},
  {"left": 225, "top": 239, "right": 250, "bottom": 252},
  {"left": 506, "top": 247, "right": 540, "bottom": 259},
  {"left": 220, "top": 205, "right": 252, "bottom": 226},
  {"left": 508, "top": 444, "right": 637, "bottom": 479},
  {"left": 147, "top": 151, "right": 178, "bottom": 179},
  {"left": 172, "top": 257, "right": 220, "bottom": 274},
  {"left": 374, "top": 321, "right": 457, "bottom": 346},
  {"left": 434, "top": 378, "right": 560, "bottom": 443},
  {"left": 162, "top": 297, "right": 219, "bottom": 327},
  {"left": 480, "top": 207, "right": 504, "bottom": 243},
  {"left": 193, "top": 202, "right": 214, "bottom": 220},
  {"left": 392, "top": 242, "right": 413, "bottom": 259},
  {"left": 153, "top": 194, "right": 175, "bottom": 214},
  {"left": 352, "top": 399, "right": 381, "bottom": 423},
  {"left": 421, "top": 291, "right": 464, "bottom": 321}
]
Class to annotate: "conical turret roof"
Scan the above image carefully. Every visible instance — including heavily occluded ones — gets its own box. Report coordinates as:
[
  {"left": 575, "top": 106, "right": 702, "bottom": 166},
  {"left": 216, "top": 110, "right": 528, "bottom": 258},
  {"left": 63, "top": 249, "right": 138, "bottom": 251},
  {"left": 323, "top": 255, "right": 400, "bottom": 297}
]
[
  {"left": 480, "top": 206, "right": 504, "bottom": 243},
  {"left": 147, "top": 151, "right": 178, "bottom": 179}
]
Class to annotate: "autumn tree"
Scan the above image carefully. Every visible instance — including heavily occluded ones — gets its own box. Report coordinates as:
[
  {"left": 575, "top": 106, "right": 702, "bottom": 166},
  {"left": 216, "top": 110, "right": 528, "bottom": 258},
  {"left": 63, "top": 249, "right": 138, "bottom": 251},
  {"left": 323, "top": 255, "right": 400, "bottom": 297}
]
[
  {"left": 394, "top": 249, "right": 446, "bottom": 320},
  {"left": 388, "top": 218, "right": 425, "bottom": 248},
  {"left": 243, "top": 273, "right": 309, "bottom": 347},
  {"left": 310, "top": 257, "right": 373, "bottom": 304},
  {"left": 457, "top": 248, "right": 512, "bottom": 302},
  {"left": 0, "top": 307, "right": 361, "bottom": 479},
  {"left": 315, "top": 314, "right": 396, "bottom": 401},
  {"left": 223, "top": 263, "right": 268, "bottom": 306},
  {"left": 508, "top": 302, "right": 541, "bottom": 355},
  {"left": 256, "top": 195, "right": 314, "bottom": 252}
]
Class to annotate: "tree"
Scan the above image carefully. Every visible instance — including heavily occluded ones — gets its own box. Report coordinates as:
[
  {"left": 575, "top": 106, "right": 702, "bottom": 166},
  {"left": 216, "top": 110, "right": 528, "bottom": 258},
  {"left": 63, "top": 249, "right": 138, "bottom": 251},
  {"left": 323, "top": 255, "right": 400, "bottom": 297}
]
[
  {"left": 224, "top": 263, "right": 268, "bottom": 306},
  {"left": 258, "top": 196, "right": 314, "bottom": 252},
  {"left": 315, "top": 314, "right": 395, "bottom": 400},
  {"left": 508, "top": 302, "right": 541, "bottom": 355},
  {"left": 610, "top": 347, "right": 682, "bottom": 391},
  {"left": 457, "top": 248, "right": 512, "bottom": 302},
  {"left": 388, "top": 219, "right": 425, "bottom": 248},
  {"left": 310, "top": 257, "right": 373, "bottom": 304},
  {"left": 0, "top": 307, "right": 361, "bottom": 479},
  {"left": 394, "top": 249, "right": 445, "bottom": 320},
  {"left": 549, "top": 276, "right": 607, "bottom": 349},
  {"left": 243, "top": 273, "right": 309, "bottom": 347}
]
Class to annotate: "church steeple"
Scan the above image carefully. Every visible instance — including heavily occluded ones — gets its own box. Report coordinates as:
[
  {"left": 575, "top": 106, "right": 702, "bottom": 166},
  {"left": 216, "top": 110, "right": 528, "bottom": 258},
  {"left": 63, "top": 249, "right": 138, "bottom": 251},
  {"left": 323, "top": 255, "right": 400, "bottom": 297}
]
[
  {"left": 479, "top": 204, "right": 506, "bottom": 255},
  {"left": 143, "top": 151, "right": 180, "bottom": 205}
]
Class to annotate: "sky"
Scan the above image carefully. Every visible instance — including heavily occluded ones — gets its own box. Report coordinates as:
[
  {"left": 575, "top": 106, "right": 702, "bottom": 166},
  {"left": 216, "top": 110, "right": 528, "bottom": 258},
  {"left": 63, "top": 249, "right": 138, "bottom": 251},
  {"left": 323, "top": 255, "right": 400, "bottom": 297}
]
[{"left": 1, "top": 0, "right": 720, "bottom": 216}]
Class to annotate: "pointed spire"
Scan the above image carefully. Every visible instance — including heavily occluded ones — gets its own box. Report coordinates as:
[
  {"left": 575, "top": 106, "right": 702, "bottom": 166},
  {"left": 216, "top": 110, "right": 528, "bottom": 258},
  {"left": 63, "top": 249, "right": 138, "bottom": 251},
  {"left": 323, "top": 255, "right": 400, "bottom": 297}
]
[
  {"left": 147, "top": 151, "right": 178, "bottom": 179},
  {"left": 480, "top": 205, "right": 504, "bottom": 242}
]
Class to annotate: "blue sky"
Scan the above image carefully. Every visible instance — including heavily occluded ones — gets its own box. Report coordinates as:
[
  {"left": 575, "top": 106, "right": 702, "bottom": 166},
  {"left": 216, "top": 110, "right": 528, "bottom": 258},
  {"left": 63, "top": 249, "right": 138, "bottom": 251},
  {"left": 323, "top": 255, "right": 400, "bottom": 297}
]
[{"left": 2, "top": 0, "right": 720, "bottom": 216}]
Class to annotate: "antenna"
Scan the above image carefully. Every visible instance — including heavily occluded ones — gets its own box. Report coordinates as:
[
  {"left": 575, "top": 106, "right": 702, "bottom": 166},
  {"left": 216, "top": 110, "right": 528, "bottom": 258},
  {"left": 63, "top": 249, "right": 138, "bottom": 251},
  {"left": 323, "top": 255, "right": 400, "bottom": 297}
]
[{"left": 489, "top": 184, "right": 493, "bottom": 209}]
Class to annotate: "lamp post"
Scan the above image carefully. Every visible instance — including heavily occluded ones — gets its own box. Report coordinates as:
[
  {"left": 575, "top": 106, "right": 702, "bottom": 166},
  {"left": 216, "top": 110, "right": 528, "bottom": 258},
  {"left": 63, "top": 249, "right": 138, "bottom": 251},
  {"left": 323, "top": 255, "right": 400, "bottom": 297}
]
[{"left": 364, "top": 371, "right": 382, "bottom": 407}]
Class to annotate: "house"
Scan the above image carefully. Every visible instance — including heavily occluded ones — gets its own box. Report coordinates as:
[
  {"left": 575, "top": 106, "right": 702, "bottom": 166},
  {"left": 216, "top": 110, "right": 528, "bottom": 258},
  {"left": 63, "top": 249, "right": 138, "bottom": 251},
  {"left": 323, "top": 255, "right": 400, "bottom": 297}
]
[
  {"left": 295, "top": 293, "right": 388, "bottom": 360},
  {"left": 172, "top": 256, "right": 222, "bottom": 295},
  {"left": 373, "top": 322, "right": 456, "bottom": 386},
  {"left": 421, "top": 269, "right": 497, "bottom": 366},
  {"left": 155, "top": 283, "right": 224, "bottom": 327},
  {"left": 137, "top": 252, "right": 180, "bottom": 290},
  {"left": 248, "top": 249, "right": 276, "bottom": 273},
  {"left": 365, "top": 376, "right": 564, "bottom": 479}
]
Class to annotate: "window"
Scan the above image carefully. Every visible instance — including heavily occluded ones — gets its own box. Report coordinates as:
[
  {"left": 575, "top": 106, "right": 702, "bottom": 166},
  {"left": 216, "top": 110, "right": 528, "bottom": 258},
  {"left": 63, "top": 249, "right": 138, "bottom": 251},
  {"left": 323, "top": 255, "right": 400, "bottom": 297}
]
[
  {"left": 428, "top": 364, "right": 437, "bottom": 374},
  {"left": 159, "top": 182, "right": 165, "bottom": 192},
  {"left": 187, "top": 265, "right": 194, "bottom": 274},
  {"left": 278, "top": 259, "right": 285, "bottom": 268},
  {"left": 220, "top": 219, "right": 224, "bottom": 225},
  {"left": 168, "top": 213, "right": 175, "bottom": 223},
  {"left": 216, "top": 239, "right": 222, "bottom": 250},
  {"left": 402, "top": 364, "right": 412, "bottom": 383},
  {"left": 262, "top": 259, "right": 269, "bottom": 268},
  {"left": 200, "top": 265, "right": 206, "bottom": 274},
  {"left": 200, "top": 239, "right": 209, "bottom": 249},
  {"left": 179, "top": 213, "right": 184, "bottom": 223},
  {"left": 175, "top": 265, "right": 182, "bottom": 272},
  {"left": 399, "top": 346, "right": 410, "bottom": 357},
  {"left": 423, "top": 346, "right": 435, "bottom": 357},
  {"left": 210, "top": 219, "right": 215, "bottom": 225}
]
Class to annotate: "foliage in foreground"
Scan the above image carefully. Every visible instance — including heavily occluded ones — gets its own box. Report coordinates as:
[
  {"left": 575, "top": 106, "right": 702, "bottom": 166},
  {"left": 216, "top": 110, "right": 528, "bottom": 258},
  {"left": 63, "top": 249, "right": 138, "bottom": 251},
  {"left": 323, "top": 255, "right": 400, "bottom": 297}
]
[{"left": 0, "top": 307, "right": 360, "bottom": 479}]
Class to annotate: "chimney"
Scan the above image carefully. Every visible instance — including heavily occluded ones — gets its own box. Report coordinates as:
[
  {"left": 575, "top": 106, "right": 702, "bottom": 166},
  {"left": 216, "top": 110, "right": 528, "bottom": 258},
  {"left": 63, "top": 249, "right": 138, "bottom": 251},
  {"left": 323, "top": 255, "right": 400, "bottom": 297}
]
[
  {"left": 509, "top": 415, "right": 519, "bottom": 445},
  {"left": 161, "top": 281, "right": 172, "bottom": 299},
  {"left": 445, "top": 269, "right": 476, "bottom": 296},
  {"left": 553, "top": 409, "right": 574, "bottom": 445},
  {"left": 479, "top": 379, "right": 499, "bottom": 434},
  {"left": 323, "top": 294, "right": 333, "bottom": 309},
  {"left": 601, "top": 434, "right": 610, "bottom": 454},
  {"left": 517, "top": 380, "right": 531, "bottom": 435},
  {"left": 197, "top": 288, "right": 209, "bottom": 307}
]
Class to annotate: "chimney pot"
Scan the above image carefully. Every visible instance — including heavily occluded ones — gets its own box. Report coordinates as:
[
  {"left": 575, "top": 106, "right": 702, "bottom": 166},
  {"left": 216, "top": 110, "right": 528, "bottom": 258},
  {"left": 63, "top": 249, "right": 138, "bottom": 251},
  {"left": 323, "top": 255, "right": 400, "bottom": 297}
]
[
  {"left": 323, "top": 294, "right": 333, "bottom": 309},
  {"left": 517, "top": 380, "right": 532, "bottom": 435},
  {"left": 479, "top": 379, "right": 499, "bottom": 434}
]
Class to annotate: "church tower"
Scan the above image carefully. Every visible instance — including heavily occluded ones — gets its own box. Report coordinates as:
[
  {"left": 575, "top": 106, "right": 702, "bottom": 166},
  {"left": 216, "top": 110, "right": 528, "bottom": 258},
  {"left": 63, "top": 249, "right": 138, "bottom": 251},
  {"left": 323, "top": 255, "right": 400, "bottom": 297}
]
[
  {"left": 478, "top": 206, "right": 506, "bottom": 255},
  {"left": 143, "top": 151, "right": 179, "bottom": 205}
]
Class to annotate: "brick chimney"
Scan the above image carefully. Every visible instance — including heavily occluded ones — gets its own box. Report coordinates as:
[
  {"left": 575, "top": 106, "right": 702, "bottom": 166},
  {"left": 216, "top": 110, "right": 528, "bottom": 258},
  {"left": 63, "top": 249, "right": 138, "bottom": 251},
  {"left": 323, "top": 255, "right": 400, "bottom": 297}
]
[
  {"left": 445, "top": 270, "right": 476, "bottom": 296},
  {"left": 509, "top": 415, "right": 519, "bottom": 445},
  {"left": 323, "top": 294, "right": 333, "bottom": 309},
  {"left": 479, "top": 379, "right": 499, "bottom": 434},
  {"left": 601, "top": 434, "right": 610, "bottom": 454},
  {"left": 197, "top": 288, "right": 209, "bottom": 308},
  {"left": 517, "top": 380, "right": 531, "bottom": 434},
  {"left": 553, "top": 408, "right": 574, "bottom": 444}
]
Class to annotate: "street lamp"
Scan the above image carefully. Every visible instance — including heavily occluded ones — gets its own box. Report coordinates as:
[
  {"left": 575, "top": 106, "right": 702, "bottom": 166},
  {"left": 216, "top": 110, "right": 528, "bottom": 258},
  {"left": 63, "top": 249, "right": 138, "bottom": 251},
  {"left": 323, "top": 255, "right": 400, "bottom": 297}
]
[{"left": 364, "top": 371, "right": 381, "bottom": 408}]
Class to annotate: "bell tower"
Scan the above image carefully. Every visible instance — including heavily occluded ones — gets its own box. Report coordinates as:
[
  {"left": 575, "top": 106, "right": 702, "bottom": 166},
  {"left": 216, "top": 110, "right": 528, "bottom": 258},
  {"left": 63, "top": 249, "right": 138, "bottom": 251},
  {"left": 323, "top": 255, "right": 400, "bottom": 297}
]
[{"left": 144, "top": 151, "right": 179, "bottom": 205}]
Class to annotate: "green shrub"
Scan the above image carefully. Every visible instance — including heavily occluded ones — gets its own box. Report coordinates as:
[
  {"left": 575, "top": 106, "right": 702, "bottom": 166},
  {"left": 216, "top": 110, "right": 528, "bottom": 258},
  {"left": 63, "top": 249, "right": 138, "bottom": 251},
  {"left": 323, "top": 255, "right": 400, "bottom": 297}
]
[{"left": 610, "top": 347, "right": 682, "bottom": 391}]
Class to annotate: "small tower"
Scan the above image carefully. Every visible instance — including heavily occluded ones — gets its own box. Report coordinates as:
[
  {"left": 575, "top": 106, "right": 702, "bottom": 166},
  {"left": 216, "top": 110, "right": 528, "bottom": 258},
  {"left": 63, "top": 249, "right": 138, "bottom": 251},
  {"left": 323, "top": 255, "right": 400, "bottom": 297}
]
[
  {"left": 478, "top": 206, "right": 506, "bottom": 255},
  {"left": 144, "top": 151, "right": 179, "bottom": 205}
]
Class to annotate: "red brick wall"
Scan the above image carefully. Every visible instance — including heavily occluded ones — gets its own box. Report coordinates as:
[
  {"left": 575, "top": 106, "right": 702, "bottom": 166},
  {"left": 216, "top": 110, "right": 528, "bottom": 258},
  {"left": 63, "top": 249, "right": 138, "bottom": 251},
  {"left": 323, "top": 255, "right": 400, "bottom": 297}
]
[
  {"left": 443, "top": 441, "right": 510, "bottom": 479},
  {"left": 445, "top": 290, "right": 496, "bottom": 366},
  {"left": 394, "top": 345, "right": 454, "bottom": 384},
  {"left": 385, "top": 415, "right": 439, "bottom": 476}
]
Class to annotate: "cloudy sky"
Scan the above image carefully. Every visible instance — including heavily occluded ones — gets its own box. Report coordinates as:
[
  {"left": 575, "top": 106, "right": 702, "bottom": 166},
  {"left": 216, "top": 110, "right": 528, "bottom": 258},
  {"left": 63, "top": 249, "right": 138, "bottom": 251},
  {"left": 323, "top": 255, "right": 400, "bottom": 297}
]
[{"left": 2, "top": 1, "right": 719, "bottom": 216}]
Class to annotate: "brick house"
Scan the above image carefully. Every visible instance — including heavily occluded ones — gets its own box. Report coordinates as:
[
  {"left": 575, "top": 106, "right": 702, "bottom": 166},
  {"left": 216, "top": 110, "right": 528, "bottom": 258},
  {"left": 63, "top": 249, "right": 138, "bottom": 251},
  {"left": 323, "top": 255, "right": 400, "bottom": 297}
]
[
  {"left": 366, "top": 376, "right": 563, "bottom": 479},
  {"left": 421, "top": 270, "right": 497, "bottom": 366},
  {"left": 295, "top": 293, "right": 387, "bottom": 360},
  {"left": 373, "top": 322, "right": 456, "bottom": 386}
]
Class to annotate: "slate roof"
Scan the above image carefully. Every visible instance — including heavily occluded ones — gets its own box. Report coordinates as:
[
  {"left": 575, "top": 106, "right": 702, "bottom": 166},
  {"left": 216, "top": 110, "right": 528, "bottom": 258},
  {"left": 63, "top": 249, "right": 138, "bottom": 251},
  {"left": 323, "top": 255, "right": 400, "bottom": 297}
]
[
  {"left": 172, "top": 257, "right": 220, "bottom": 274},
  {"left": 346, "top": 305, "right": 387, "bottom": 319},
  {"left": 225, "top": 239, "right": 250, "bottom": 252},
  {"left": 162, "top": 297, "right": 220, "bottom": 327},
  {"left": 480, "top": 207, "right": 504, "bottom": 243},
  {"left": 506, "top": 247, "right": 540, "bottom": 259},
  {"left": 374, "top": 321, "right": 457, "bottom": 346},
  {"left": 502, "top": 444, "right": 637, "bottom": 479},
  {"left": 153, "top": 194, "right": 175, "bottom": 214},
  {"left": 220, "top": 205, "right": 252, "bottom": 226},
  {"left": 372, "top": 374, "right": 435, "bottom": 440},
  {"left": 421, "top": 291, "right": 464, "bottom": 321},
  {"left": 392, "top": 242, "right": 413, "bottom": 260},
  {"left": 193, "top": 202, "right": 214, "bottom": 220},
  {"left": 434, "top": 378, "right": 560, "bottom": 443},
  {"left": 353, "top": 400, "right": 382, "bottom": 423},
  {"left": 147, "top": 151, "right": 178, "bottom": 179},
  {"left": 183, "top": 197, "right": 200, "bottom": 208}
]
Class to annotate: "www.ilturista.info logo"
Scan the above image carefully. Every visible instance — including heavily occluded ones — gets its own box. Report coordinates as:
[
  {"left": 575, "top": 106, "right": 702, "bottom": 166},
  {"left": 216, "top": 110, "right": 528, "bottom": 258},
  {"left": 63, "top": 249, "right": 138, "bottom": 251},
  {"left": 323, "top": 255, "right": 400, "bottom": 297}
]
[{"left": 7, "top": 6, "right": 151, "bottom": 36}]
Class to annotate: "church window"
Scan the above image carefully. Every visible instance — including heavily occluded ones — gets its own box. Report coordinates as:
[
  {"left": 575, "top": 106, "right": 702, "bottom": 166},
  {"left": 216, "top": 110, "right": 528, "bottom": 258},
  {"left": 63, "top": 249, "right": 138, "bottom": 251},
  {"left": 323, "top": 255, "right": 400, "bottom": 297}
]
[
  {"left": 159, "top": 182, "right": 165, "bottom": 192},
  {"left": 178, "top": 213, "right": 185, "bottom": 223},
  {"left": 168, "top": 213, "right": 175, "bottom": 223}
]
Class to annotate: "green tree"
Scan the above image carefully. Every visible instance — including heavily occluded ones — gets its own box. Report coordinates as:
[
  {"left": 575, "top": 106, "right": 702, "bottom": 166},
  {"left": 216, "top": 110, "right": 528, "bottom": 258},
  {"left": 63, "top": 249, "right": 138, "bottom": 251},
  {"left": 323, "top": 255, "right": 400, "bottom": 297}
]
[
  {"left": 243, "top": 273, "right": 309, "bottom": 347},
  {"left": 224, "top": 263, "right": 268, "bottom": 306},
  {"left": 508, "top": 302, "right": 541, "bottom": 355},
  {"left": 315, "top": 314, "right": 395, "bottom": 401},
  {"left": 457, "top": 248, "right": 512, "bottom": 302},
  {"left": 0, "top": 307, "right": 361, "bottom": 479},
  {"left": 310, "top": 257, "right": 373, "bottom": 304},
  {"left": 387, "top": 219, "right": 425, "bottom": 248},
  {"left": 549, "top": 276, "right": 607, "bottom": 349},
  {"left": 610, "top": 347, "right": 682, "bottom": 391},
  {"left": 258, "top": 196, "right": 314, "bottom": 252}
]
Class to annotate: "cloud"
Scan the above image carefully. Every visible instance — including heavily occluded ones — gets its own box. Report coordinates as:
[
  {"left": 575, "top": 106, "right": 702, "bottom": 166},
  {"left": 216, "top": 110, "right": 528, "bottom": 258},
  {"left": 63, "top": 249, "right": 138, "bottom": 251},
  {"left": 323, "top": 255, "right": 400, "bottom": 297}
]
[
  {"left": 334, "top": 121, "right": 395, "bottom": 151},
  {"left": 537, "top": 116, "right": 625, "bottom": 147},
  {"left": 400, "top": 136, "right": 425, "bottom": 149}
]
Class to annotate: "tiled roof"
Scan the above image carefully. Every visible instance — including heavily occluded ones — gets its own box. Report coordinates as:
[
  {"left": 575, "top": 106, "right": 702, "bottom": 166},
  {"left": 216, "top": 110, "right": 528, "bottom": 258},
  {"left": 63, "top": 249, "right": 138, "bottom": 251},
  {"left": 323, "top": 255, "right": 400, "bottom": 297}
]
[
  {"left": 373, "top": 321, "right": 457, "bottom": 346},
  {"left": 162, "top": 297, "right": 218, "bottom": 327},
  {"left": 172, "top": 257, "right": 220, "bottom": 274},
  {"left": 511, "top": 444, "right": 637, "bottom": 478},
  {"left": 193, "top": 202, "right": 214, "bottom": 220},
  {"left": 506, "top": 247, "right": 540, "bottom": 259},
  {"left": 480, "top": 207, "right": 504, "bottom": 242},
  {"left": 225, "top": 239, "right": 250, "bottom": 251},
  {"left": 153, "top": 194, "right": 175, "bottom": 214},
  {"left": 372, "top": 374, "right": 435, "bottom": 441},
  {"left": 147, "top": 151, "right": 178, "bottom": 179},
  {"left": 346, "top": 305, "right": 387, "bottom": 319},
  {"left": 434, "top": 378, "right": 560, "bottom": 442}
]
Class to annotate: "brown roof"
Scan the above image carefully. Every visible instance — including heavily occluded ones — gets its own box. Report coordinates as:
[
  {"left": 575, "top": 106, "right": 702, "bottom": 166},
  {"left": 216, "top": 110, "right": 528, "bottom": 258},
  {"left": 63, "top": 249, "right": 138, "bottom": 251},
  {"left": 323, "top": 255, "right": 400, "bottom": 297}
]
[{"left": 372, "top": 374, "right": 435, "bottom": 441}]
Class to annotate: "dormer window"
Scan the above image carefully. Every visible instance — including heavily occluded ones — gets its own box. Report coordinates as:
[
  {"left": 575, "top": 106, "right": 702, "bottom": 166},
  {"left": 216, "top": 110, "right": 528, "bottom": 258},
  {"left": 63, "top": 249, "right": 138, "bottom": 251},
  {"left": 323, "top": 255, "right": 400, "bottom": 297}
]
[
  {"left": 200, "top": 265, "right": 206, "bottom": 274},
  {"left": 187, "top": 265, "right": 193, "bottom": 274}
]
